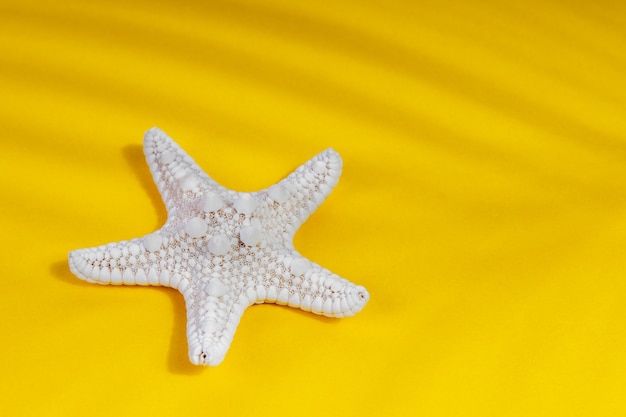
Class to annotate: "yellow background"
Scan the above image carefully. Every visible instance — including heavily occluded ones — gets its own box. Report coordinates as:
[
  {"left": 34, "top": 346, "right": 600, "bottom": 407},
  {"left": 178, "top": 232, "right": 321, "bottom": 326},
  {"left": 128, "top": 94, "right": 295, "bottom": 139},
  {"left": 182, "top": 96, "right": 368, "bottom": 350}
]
[{"left": 1, "top": 0, "right": 626, "bottom": 415}]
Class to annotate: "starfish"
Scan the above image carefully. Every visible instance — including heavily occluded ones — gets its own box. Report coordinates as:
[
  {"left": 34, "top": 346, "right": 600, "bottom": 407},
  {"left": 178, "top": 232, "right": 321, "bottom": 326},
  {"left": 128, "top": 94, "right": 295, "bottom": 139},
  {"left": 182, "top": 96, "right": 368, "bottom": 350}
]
[{"left": 68, "top": 127, "right": 369, "bottom": 366}]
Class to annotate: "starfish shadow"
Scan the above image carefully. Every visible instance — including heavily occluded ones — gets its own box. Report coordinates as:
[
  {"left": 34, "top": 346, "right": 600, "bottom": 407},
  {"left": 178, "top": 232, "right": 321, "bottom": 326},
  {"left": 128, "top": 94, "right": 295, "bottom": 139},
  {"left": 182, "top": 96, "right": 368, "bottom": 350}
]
[
  {"left": 52, "top": 258, "right": 203, "bottom": 374},
  {"left": 122, "top": 145, "right": 168, "bottom": 229},
  {"left": 51, "top": 259, "right": 89, "bottom": 287}
]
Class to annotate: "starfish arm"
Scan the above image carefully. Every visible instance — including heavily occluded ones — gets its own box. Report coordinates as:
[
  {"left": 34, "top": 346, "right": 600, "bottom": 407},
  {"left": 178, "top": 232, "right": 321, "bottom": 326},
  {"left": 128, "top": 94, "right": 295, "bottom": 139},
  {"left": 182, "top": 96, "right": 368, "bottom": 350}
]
[
  {"left": 68, "top": 232, "right": 173, "bottom": 286},
  {"left": 261, "top": 149, "right": 342, "bottom": 235},
  {"left": 182, "top": 279, "right": 252, "bottom": 366},
  {"left": 143, "top": 127, "right": 229, "bottom": 215},
  {"left": 286, "top": 256, "right": 369, "bottom": 318},
  {"left": 250, "top": 250, "right": 369, "bottom": 318}
]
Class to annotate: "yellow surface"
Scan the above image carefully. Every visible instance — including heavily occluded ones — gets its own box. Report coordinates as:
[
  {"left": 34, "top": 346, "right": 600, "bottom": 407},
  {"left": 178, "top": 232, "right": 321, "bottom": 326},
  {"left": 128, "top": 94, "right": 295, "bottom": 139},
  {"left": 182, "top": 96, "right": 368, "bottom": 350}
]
[{"left": 1, "top": 0, "right": 626, "bottom": 415}]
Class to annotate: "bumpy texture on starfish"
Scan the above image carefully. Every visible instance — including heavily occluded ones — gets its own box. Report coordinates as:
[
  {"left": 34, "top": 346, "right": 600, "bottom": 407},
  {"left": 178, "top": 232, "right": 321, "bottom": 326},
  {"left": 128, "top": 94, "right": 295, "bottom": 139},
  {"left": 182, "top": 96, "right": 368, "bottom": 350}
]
[{"left": 68, "top": 127, "right": 369, "bottom": 366}]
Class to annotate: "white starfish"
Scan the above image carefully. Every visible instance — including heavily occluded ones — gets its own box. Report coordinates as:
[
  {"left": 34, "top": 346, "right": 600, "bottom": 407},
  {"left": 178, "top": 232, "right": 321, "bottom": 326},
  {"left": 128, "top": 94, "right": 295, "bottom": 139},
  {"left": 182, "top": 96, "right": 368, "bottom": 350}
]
[{"left": 68, "top": 127, "right": 369, "bottom": 366}]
